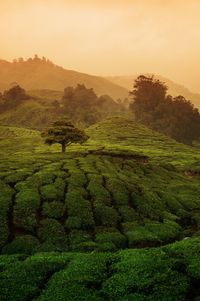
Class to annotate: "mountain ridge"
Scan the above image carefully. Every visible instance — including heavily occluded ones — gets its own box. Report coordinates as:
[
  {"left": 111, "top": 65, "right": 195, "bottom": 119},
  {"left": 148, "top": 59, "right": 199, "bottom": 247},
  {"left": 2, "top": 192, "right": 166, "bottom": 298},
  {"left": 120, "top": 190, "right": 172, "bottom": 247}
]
[{"left": 0, "top": 58, "right": 128, "bottom": 100}]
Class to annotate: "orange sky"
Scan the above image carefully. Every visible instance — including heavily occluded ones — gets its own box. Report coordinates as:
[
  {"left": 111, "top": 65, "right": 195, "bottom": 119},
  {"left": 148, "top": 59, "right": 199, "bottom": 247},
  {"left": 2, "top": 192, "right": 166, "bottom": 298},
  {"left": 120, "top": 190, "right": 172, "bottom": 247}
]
[{"left": 0, "top": 0, "right": 200, "bottom": 92}]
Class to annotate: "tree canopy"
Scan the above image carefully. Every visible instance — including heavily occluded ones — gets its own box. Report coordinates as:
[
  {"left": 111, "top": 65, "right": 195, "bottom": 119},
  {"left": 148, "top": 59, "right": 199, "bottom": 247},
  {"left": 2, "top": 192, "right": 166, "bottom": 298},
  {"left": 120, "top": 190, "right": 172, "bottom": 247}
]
[
  {"left": 0, "top": 85, "right": 30, "bottom": 111},
  {"left": 41, "top": 118, "right": 89, "bottom": 152},
  {"left": 62, "top": 84, "right": 123, "bottom": 126},
  {"left": 130, "top": 75, "right": 200, "bottom": 144}
]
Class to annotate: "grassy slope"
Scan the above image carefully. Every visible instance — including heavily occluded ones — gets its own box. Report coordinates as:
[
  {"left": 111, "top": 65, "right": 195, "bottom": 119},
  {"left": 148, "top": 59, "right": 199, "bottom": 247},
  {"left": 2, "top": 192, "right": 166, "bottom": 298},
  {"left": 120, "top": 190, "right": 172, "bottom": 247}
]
[
  {"left": 0, "top": 96, "right": 62, "bottom": 130},
  {"left": 1, "top": 117, "right": 200, "bottom": 300}
]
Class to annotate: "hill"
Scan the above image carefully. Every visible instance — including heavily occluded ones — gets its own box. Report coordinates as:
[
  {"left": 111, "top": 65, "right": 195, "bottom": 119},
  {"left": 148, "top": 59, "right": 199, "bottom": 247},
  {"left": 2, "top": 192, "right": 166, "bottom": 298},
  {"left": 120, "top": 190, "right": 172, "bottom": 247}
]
[
  {"left": 0, "top": 58, "right": 128, "bottom": 100},
  {"left": 1, "top": 117, "right": 200, "bottom": 300},
  {"left": 106, "top": 75, "right": 200, "bottom": 109},
  {"left": 0, "top": 117, "right": 200, "bottom": 255}
]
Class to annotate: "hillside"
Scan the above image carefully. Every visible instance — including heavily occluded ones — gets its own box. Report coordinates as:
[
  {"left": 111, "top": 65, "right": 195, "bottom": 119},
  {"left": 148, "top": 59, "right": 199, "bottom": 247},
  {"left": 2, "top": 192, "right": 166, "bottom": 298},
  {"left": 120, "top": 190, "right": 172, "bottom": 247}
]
[
  {"left": 1, "top": 117, "right": 200, "bottom": 255},
  {"left": 0, "top": 58, "right": 128, "bottom": 100},
  {"left": 1, "top": 117, "right": 200, "bottom": 300},
  {"left": 0, "top": 96, "right": 63, "bottom": 130},
  {"left": 106, "top": 75, "right": 200, "bottom": 109}
]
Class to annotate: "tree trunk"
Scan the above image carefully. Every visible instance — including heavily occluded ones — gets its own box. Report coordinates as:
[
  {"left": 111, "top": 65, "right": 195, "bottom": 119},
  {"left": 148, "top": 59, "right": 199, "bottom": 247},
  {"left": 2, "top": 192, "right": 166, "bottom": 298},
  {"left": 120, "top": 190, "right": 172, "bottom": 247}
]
[{"left": 61, "top": 143, "right": 66, "bottom": 153}]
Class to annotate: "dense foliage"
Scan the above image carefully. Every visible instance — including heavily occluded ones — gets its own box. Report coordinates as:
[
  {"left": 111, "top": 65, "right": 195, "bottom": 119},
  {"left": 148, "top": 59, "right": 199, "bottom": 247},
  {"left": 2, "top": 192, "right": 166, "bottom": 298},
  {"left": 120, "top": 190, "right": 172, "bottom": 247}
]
[
  {"left": 62, "top": 84, "right": 123, "bottom": 126},
  {"left": 1, "top": 238, "right": 200, "bottom": 300},
  {"left": 0, "top": 85, "right": 30, "bottom": 111},
  {"left": 0, "top": 84, "right": 126, "bottom": 129},
  {"left": 130, "top": 75, "right": 200, "bottom": 144}
]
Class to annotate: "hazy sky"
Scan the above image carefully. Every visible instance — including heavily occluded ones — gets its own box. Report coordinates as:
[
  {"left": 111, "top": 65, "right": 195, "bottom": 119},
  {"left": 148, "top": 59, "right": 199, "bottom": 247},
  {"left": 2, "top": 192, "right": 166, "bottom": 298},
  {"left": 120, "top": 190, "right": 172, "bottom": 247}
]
[{"left": 0, "top": 0, "right": 200, "bottom": 92}]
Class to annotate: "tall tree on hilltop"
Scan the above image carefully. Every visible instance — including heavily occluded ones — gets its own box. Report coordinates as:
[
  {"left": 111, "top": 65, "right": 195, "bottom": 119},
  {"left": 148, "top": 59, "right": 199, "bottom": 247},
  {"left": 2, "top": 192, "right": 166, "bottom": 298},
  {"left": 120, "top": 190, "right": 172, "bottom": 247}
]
[
  {"left": 130, "top": 75, "right": 200, "bottom": 144},
  {"left": 41, "top": 118, "right": 89, "bottom": 152},
  {"left": 129, "top": 75, "right": 168, "bottom": 124}
]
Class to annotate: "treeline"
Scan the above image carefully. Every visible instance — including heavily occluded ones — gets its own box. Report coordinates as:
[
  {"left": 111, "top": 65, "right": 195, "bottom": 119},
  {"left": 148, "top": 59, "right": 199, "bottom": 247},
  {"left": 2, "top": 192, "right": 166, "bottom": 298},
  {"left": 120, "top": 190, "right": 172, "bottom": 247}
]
[
  {"left": 61, "top": 84, "right": 124, "bottom": 126},
  {"left": 0, "top": 84, "right": 125, "bottom": 127},
  {"left": 1, "top": 76, "right": 200, "bottom": 144},
  {"left": 130, "top": 75, "right": 200, "bottom": 144},
  {"left": 12, "top": 55, "right": 55, "bottom": 66}
]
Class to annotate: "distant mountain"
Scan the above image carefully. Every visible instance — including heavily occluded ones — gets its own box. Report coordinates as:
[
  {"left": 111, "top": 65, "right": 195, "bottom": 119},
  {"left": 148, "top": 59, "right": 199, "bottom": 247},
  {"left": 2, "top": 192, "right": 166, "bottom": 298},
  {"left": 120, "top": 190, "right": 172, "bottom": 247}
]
[
  {"left": 106, "top": 75, "right": 200, "bottom": 109},
  {"left": 0, "top": 57, "right": 128, "bottom": 100}
]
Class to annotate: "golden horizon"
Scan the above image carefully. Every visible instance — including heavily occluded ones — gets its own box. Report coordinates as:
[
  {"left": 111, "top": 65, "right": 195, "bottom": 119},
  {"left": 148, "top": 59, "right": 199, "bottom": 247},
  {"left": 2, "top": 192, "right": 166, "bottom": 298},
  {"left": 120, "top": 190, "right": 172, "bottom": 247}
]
[{"left": 0, "top": 0, "right": 200, "bottom": 92}]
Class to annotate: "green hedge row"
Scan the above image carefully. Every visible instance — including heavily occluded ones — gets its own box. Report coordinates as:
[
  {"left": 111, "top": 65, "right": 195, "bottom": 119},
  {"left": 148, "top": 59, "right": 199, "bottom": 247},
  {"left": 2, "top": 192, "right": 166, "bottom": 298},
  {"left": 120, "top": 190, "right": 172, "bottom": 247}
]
[
  {"left": 0, "top": 181, "right": 14, "bottom": 248},
  {"left": 1, "top": 238, "right": 200, "bottom": 301}
]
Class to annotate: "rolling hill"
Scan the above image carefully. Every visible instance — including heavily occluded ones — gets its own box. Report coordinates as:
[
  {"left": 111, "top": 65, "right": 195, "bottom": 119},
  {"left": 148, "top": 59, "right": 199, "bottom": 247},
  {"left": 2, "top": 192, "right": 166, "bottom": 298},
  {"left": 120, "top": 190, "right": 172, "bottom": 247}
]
[
  {"left": 0, "top": 58, "right": 128, "bottom": 100},
  {"left": 1, "top": 117, "right": 200, "bottom": 255},
  {"left": 1, "top": 116, "right": 200, "bottom": 300},
  {"left": 106, "top": 75, "right": 200, "bottom": 109}
]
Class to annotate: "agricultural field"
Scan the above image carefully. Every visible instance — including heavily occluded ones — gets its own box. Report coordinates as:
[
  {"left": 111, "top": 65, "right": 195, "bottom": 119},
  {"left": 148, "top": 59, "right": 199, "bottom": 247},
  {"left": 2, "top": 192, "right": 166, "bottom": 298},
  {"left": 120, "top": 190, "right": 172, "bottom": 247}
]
[
  {"left": 0, "top": 116, "right": 200, "bottom": 300},
  {"left": 0, "top": 237, "right": 200, "bottom": 301}
]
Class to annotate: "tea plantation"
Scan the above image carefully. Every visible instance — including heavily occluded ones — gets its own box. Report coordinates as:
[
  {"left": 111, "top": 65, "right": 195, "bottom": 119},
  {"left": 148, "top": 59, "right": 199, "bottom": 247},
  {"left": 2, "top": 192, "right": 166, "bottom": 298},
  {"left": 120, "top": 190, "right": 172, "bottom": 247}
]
[{"left": 0, "top": 117, "right": 200, "bottom": 300}]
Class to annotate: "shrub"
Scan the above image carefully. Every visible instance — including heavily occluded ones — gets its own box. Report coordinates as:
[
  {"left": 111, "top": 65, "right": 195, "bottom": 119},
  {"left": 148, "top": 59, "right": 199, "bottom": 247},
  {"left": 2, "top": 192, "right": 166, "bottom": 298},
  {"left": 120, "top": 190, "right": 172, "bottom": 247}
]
[
  {"left": 4, "top": 169, "right": 32, "bottom": 184},
  {"left": 65, "top": 184, "right": 94, "bottom": 229},
  {"left": 40, "top": 178, "right": 65, "bottom": 201},
  {"left": 68, "top": 230, "right": 92, "bottom": 250},
  {"left": 102, "top": 248, "right": 188, "bottom": 301},
  {"left": 66, "top": 201, "right": 94, "bottom": 230},
  {"left": 42, "top": 201, "right": 65, "bottom": 219},
  {"left": 145, "top": 220, "right": 181, "bottom": 242},
  {"left": 118, "top": 205, "right": 140, "bottom": 222},
  {"left": 131, "top": 189, "right": 165, "bottom": 220},
  {"left": 37, "top": 281, "right": 103, "bottom": 301},
  {"left": 96, "top": 231, "right": 127, "bottom": 249},
  {"left": 37, "top": 219, "right": 68, "bottom": 251},
  {"left": 2, "top": 235, "right": 40, "bottom": 255},
  {"left": 0, "top": 181, "right": 14, "bottom": 248},
  {"left": 0, "top": 255, "right": 25, "bottom": 272},
  {"left": 123, "top": 222, "right": 158, "bottom": 247},
  {"left": 88, "top": 179, "right": 111, "bottom": 206},
  {"left": 68, "top": 172, "right": 87, "bottom": 187},
  {"left": 0, "top": 254, "right": 68, "bottom": 301},
  {"left": 67, "top": 183, "right": 88, "bottom": 199},
  {"left": 94, "top": 205, "right": 120, "bottom": 227},
  {"left": 105, "top": 178, "right": 129, "bottom": 205},
  {"left": 13, "top": 188, "right": 40, "bottom": 232},
  {"left": 159, "top": 192, "right": 182, "bottom": 213}
]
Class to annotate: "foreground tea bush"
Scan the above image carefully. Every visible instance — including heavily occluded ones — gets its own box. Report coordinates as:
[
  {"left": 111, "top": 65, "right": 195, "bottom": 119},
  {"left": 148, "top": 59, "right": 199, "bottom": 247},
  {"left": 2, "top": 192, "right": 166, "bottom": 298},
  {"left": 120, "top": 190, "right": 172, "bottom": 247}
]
[{"left": 1, "top": 238, "right": 200, "bottom": 300}]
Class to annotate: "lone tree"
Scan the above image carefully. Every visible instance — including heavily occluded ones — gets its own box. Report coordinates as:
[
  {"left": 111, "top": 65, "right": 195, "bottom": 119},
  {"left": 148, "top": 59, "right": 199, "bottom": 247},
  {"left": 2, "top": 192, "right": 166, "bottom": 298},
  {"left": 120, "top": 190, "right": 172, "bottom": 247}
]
[{"left": 42, "top": 118, "right": 89, "bottom": 152}]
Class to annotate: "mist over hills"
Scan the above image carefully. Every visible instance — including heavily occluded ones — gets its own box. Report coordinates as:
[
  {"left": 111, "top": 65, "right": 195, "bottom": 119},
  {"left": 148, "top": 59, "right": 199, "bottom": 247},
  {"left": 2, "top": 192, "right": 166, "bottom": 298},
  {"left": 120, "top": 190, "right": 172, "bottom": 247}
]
[
  {"left": 106, "top": 75, "right": 200, "bottom": 109},
  {"left": 1, "top": 57, "right": 199, "bottom": 109},
  {"left": 0, "top": 57, "right": 128, "bottom": 100}
]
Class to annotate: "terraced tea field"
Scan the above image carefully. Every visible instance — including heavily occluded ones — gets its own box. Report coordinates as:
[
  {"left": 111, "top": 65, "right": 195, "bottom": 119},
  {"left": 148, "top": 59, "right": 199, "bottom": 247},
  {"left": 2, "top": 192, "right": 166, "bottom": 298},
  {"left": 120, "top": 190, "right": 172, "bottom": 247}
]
[
  {"left": 1, "top": 117, "right": 200, "bottom": 300},
  {"left": 0, "top": 117, "right": 200, "bottom": 254}
]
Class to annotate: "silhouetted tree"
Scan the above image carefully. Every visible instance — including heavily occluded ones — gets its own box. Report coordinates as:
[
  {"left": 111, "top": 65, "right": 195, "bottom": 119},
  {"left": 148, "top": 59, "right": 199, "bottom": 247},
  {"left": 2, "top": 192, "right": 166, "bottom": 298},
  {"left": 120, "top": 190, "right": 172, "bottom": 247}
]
[
  {"left": 42, "top": 118, "right": 89, "bottom": 152},
  {"left": 3, "top": 85, "right": 28, "bottom": 101},
  {"left": 62, "top": 84, "right": 123, "bottom": 126},
  {"left": 130, "top": 75, "right": 167, "bottom": 124},
  {"left": 130, "top": 75, "right": 200, "bottom": 144},
  {"left": 1, "top": 85, "right": 30, "bottom": 110}
]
